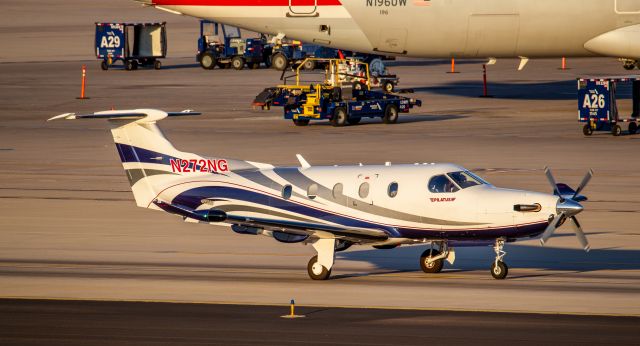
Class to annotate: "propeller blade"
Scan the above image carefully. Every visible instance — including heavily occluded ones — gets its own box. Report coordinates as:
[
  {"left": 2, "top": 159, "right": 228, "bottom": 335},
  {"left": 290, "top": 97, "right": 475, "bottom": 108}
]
[
  {"left": 540, "top": 212, "right": 564, "bottom": 245},
  {"left": 544, "top": 167, "right": 563, "bottom": 201},
  {"left": 572, "top": 169, "right": 593, "bottom": 200},
  {"left": 569, "top": 216, "right": 591, "bottom": 252}
]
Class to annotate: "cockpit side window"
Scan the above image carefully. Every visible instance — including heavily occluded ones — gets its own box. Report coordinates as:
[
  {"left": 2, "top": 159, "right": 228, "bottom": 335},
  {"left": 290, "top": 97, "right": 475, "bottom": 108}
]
[
  {"left": 446, "top": 171, "right": 486, "bottom": 189},
  {"left": 428, "top": 175, "right": 459, "bottom": 193}
]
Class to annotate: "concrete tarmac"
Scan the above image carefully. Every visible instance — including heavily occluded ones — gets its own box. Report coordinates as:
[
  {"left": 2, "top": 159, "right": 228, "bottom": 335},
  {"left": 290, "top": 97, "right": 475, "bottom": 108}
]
[
  {"left": 1, "top": 299, "right": 638, "bottom": 345},
  {"left": 0, "top": 0, "right": 639, "bottom": 324}
]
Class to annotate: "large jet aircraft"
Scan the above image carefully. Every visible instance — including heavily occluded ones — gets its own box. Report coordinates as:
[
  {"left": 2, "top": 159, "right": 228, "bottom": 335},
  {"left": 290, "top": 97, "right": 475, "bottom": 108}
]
[
  {"left": 139, "top": 0, "right": 640, "bottom": 69},
  {"left": 49, "top": 109, "right": 593, "bottom": 280}
]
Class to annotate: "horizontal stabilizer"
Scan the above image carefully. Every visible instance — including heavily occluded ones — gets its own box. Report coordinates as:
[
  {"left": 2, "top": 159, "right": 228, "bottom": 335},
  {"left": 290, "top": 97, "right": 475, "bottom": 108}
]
[{"left": 48, "top": 109, "right": 200, "bottom": 122}]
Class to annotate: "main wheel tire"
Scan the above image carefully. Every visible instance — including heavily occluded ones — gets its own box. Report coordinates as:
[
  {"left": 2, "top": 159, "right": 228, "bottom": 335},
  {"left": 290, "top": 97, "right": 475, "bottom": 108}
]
[
  {"left": 232, "top": 56, "right": 245, "bottom": 70},
  {"left": 420, "top": 249, "right": 444, "bottom": 273},
  {"left": 200, "top": 53, "right": 216, "bottom": 70},
  {"left": 307, "top": 255, "right": 331, "bottom": 280},
  {"left": 624, "top": 63, "right": 636, "bottom": 71},
  {"left": 293, "top": 119, "right": 310, "bottom": 126},
  {"left": 154, "top": 60, "right": 162, "bottom": 70},
  {"left": 303, "top": 60, "right": 316, "bottom": 70},
  {"left": 583, "top": 124, "right": 593, "bottom": 136},
  {"left": 347, "top": 117, "right": 361, "bottom": 125},
  {"left": 271, "top": 53, "right": 288, "bottom": 71},
  {"left": 100, "top": 61, "right": 109, "bottom": 71},
  {"left": 490, "top": 261, "right": 508, "bottom": 280},
  {"left": 629, "top": 122, "right": 638, "bottom": 134},
  {"left": 383, "top": 104, "right": 399, "bottom": 124},
  {"left": 382, "top": 81, "right": 394, "bottom": 93},
  {"left": 612, "top": 124, "right": 622, "bottom": 136},
  {"left": 331, "top": 107, "right": 348, "bottom": 127}
]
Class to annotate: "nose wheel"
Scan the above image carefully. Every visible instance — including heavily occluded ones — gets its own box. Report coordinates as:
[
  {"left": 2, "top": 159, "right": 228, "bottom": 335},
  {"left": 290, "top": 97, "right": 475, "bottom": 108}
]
[{"left": 491, "top": 239, "right": 508, "bottom": 279}]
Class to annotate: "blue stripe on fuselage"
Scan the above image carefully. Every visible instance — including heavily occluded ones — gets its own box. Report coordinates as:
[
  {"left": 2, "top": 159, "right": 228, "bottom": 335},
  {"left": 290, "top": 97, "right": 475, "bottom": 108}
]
[{"left": 171, "top": 185, "right": 548, "bottom": 240}]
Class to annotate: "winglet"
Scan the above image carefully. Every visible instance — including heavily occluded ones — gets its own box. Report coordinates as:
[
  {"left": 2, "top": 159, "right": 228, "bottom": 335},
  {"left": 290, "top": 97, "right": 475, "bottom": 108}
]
[{"left": 296, "top": 154, "right": 311, "bottom": 169}]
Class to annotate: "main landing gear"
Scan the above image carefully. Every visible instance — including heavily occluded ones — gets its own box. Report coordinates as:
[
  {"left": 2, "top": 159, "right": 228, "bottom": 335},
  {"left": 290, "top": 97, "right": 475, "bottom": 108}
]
[
  {"left": 307, "top": 238, "right": 336, "bottom": 280},
  {"left": 491, "top": 238, "right": 508, "bottom": 280},
  {"left": 419, "top": 242, "right": 455, "bottom": 274}
]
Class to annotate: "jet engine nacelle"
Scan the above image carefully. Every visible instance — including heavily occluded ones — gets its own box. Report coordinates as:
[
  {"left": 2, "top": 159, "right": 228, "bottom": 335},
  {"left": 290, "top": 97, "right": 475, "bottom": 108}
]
[{"left": 584, "top": 24, "right": 640, "bottom": 59}]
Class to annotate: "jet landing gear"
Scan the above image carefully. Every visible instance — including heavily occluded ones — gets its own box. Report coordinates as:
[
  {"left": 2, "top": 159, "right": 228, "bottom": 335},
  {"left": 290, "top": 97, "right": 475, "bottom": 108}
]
[
  {"left": 307, "top": 238, "right": 335, "bottom": 280},
  {"left": 420, "top": 242, "right": 455, "bottom": 274},
  {"left": 491, "top": 238, "right": 508, "bottom": 280}
]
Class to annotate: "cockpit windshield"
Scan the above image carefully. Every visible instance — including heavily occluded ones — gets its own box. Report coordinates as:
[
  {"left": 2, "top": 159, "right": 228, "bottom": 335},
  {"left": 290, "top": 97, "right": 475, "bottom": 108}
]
[{"left": 446, "top": 171, "right": 488, "bottom": 189}]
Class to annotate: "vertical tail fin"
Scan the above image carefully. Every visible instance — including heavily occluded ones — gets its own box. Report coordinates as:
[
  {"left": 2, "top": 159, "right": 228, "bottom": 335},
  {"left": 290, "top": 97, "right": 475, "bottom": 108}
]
[{"left": 49, "top": 109, "right": 222, "bottom": 208}]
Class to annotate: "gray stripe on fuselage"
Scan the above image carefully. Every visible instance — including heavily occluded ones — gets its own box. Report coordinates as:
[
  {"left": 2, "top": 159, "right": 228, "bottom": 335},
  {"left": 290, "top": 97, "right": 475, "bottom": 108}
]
[
  {"left": 273, "top": 167, "right": 484, "bottom": 226},
  {"left": 234, "top": 169, "right": 307, "bottom": 199},
  {"left": 125, "top": 169, "right": 177, "bottom": 186}
]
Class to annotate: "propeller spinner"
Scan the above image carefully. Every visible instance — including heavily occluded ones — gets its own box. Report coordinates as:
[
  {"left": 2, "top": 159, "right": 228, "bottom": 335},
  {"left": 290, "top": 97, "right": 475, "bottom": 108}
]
[{"left": 539, "top": 168, "right": 593, "bottom": 252}]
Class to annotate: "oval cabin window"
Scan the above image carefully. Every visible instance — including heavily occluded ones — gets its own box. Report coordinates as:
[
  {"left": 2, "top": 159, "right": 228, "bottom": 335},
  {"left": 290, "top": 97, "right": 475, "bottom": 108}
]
[
  {"left": 332, "top": 183, "right": 343, "bottom": 199},
  {"left": 358, "top": 182, "right": 370, "bottom": 198},
  {"left": 282, "top": 184, "right": 292, "bottom": 200},
  {"left": 307, "top": 183, "right": 318, "bottom": 199},
  {"left": 388, "top": 182, "right": 399, "bottom": 198}
]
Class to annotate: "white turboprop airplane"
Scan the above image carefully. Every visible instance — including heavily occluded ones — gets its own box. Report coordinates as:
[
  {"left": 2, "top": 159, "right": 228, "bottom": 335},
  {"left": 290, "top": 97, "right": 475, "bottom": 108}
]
[
  {"left": 139, "top": 0, "right": 640, "bottom": 69},
  {"left": 49, "top": 109, "right": 593, "bottom": 280}
]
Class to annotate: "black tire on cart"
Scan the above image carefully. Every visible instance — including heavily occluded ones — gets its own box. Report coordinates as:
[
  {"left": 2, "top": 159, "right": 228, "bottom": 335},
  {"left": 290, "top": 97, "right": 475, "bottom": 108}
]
[
  {"left": 293, "top": 119, "right": 310, "bottom": 126},
  {"left": 612, "top": 124, "right": 622, "bottom": 136},
  {"left": 629, "top": 122, "right": 638, "bottom": 134},
  {"left": 303, "top": 59, "right": 316, "bottom": 70},
  {"left": 347, "top": 117, "right": 361, "bottom": 125},
  {"left": 583, "top": 124, "right": 593, "bottom": 136},
  {"left": 383, "top": 104, "right": 399, "bottom": 124},
  {"left": 232, "top": 56, "right": 245, "bottom": 70},
  {"left": 331, "top": 107, "right": 348, "bottom": 127},
  {"left": 131, "top": 60, "right": 138, "bottom": 70},
  {"left": 154, "top": 60, "right": 162, "bottom": 70},
  {"left": 100, "top": 61, "right": 109, "bottom": 71},
  {"left": 353, "top": 82, "right": 365, "bottom": 90},
  {"left": 200, "top": 52, "right": 216, "bottom": 70},
  {"left": 125, "top": 60, "right": 134, "bottom": 71},
  {"left": 271, "top": 53, "right": 288, "bottom": 71},
  {"left": 382, "top": 81, "right": 394, "bottom": 93}
]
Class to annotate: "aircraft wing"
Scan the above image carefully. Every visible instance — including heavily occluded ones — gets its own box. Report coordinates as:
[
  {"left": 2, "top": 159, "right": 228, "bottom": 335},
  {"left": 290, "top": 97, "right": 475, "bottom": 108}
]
[{"left": 226, "top": 214, "right": 390, "bottom": 242}]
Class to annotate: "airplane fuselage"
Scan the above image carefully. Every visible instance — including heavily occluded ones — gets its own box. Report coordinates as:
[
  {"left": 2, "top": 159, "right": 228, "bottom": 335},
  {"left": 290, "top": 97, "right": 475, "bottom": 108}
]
[{"left": 149, "top": 0, "right": 640, "bottom": 58}]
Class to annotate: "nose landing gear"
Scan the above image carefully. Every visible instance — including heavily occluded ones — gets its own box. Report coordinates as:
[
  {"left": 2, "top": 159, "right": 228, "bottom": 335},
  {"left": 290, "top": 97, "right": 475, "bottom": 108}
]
[{"left": 491, "top": 238, "right": 508, "bottom": 279}]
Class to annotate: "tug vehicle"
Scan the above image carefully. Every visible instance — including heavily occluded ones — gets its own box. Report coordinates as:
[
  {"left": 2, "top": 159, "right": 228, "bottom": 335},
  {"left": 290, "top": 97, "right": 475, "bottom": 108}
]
[
  {"left": 197, "top": 20, "right": 271, "bottom": 70},
  {"left": 253, "top": 58, "right": 419, "bottom": 126}
]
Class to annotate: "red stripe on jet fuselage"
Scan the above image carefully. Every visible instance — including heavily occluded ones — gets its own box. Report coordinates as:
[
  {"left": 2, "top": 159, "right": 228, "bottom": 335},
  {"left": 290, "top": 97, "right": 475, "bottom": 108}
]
[{"left": 152, "top": 0, "right": 342, "bottom": 6}]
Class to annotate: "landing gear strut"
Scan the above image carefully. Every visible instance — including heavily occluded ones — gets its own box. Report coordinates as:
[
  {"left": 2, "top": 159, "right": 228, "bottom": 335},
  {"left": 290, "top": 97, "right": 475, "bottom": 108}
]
[
  {"left": 307, "top": 238, "right": 335, "bottom": 280},
  {"left": 491, "top": 238, "right": 508, "bottom": 280}
]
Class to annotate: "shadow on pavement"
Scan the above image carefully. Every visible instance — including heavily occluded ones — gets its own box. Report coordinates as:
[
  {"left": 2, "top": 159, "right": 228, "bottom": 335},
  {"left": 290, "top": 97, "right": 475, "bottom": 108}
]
[
  {"left": 414, "top": 80, "right": 580, "bottom": 100},
  {"left": 338, "top": 242, "right": 640, "bottom": 272}
]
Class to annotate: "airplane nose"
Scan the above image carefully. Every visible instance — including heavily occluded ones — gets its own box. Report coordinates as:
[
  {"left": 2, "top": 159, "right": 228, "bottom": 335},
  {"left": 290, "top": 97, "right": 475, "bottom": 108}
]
[{"left": 556, "top": 198, "right": 583, "bottom": 217}]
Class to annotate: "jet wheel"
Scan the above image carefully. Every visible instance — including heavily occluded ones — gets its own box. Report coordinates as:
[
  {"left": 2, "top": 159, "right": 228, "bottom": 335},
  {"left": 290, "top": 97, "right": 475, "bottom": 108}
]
[
  {"left": 420, "top": 249, "right": 443, "bottom": 273},
  {"left": 490, "top": 261, "right": 508, "bottom": 280},
  {"left": 307, "top": 255, "right": 331, "bottom": 280}
]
